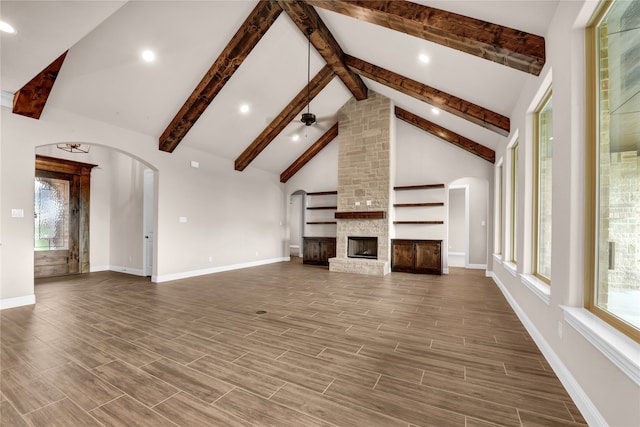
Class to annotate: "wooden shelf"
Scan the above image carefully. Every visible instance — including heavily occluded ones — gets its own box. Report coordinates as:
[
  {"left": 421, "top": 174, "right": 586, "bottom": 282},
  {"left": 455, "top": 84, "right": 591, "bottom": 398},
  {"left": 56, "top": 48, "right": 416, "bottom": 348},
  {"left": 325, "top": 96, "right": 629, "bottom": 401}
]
[
  {"left": 306, "top": 221, "right": 337, "bottom": 225},
  {"left": 393, "top": 202, "right": 444, "bottom": 207},
  {"left": 335, "top": 211, "right": 386, "bottom": 219},
  {"left": 306, "top": 206, "right": 337, "bottom": 210},
  {"left": 393, "top": 184, "right": 445, "bottom": 191},
  {"left": 307, "top": 191, "right": 338, "bottom": 196},
  {"left": 393, "top": 221, "right": 444, "bottom": 225}
]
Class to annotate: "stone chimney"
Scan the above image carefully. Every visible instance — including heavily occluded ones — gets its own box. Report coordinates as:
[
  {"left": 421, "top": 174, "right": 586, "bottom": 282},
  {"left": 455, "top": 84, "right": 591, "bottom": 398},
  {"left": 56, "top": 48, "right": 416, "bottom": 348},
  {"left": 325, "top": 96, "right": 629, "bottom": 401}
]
[{"left": 329, "top": 91, "right": 395, "bottom": 276}]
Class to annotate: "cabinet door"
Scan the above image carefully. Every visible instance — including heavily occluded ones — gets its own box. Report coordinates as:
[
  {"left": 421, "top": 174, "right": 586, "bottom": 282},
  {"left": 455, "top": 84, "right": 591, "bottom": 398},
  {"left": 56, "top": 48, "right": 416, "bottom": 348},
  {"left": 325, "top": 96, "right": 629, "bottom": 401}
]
[
  {"left": 415, "top": 241, "right": 442, "bottom": 274},
  {"left": 321, "top": 239, "right": 336, "bottom": 262},
  {"left": 303, "top": 239, "right": 321, "bottom": 264},
  {"left": 391, "top": 240, "right": 415, "bottom": 272}
]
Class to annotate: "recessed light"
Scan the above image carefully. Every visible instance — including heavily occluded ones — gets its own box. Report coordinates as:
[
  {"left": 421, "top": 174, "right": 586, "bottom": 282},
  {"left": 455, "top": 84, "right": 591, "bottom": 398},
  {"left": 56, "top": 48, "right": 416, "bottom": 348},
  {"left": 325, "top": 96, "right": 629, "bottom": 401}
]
[
  {"left": 240, "top": 104, "right": 250, "bottom": 114},
  {"left": 418, "top": 54, "right": 430, "bottom": 64},
  {"left": 142, "top": 50, "right": 155, "bottom": 62},
  {"left": 292, "top": 134, "right": 300, "bottom": 142},
  {"left": 0, "top": 21, "right": 16, "bottom": 34},
  {"left": 431, "top": 107, "right": 440, "bottom": 115}
]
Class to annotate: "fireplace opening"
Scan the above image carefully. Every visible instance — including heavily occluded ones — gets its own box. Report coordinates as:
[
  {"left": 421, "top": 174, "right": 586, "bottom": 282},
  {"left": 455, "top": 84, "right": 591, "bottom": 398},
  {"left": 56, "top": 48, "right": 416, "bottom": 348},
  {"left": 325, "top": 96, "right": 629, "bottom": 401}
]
[{"left": 348, "top": 237, "right": 378, "bottom": 259}]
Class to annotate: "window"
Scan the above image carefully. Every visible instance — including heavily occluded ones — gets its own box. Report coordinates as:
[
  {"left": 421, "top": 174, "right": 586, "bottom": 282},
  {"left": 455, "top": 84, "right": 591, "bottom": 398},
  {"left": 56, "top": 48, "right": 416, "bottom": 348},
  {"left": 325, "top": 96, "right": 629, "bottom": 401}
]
[
  {"left": 496, "top": 163, "right": 503, "bottom": 255},
  {"left": 511, "top": 143, "right": 519, "bottom": 263},
  {"left": 586, "top": 0, "right": 639, "bottom": 341},
  {"left": 34, "top": 177, "right": 70, "bottom": 251},
  {"left": 534, "top": 90, "right": 553, "bottom": 283}
]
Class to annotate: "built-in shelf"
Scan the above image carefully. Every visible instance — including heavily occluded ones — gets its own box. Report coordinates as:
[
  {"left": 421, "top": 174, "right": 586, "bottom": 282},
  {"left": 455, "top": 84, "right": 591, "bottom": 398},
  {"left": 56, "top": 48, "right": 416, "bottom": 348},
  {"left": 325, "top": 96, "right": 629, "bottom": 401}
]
[
  {"left": 335, "top": 211, "right": 386, "bottom": 220},
  {"left": 393, "top": 184, "right": 445, "bottom": 227},
  {"left": 306, "top": 221, "right": 337, "bottom": 225},
  {"left": 393, "top": 184, "right": 445, "bottom": 191},
  {"left": 307, "top": 206, "right": 338, "bottom": 210},
  {"left": 394, "top": 221, "right": 444, "bottom": 225},
  {"left": 307, "top": 191, "right": 338, "bottom": 196},
  {"left": 393, "top": 202, "right": 444, "bottom": 207}
]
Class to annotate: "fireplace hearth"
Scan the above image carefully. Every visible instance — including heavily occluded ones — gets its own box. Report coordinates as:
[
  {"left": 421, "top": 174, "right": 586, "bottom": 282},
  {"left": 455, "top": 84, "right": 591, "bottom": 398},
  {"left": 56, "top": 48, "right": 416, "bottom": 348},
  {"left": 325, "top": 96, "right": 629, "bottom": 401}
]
[{"left": 348, "top": 237, "right": 378, "bottom": 260}]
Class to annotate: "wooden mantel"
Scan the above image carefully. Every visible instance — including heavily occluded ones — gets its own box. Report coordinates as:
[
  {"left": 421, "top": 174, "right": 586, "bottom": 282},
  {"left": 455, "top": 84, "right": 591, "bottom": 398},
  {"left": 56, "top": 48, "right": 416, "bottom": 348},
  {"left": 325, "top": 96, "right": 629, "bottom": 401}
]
[{"left": 335, "top": 211, "right": 386, "bottom": 220}]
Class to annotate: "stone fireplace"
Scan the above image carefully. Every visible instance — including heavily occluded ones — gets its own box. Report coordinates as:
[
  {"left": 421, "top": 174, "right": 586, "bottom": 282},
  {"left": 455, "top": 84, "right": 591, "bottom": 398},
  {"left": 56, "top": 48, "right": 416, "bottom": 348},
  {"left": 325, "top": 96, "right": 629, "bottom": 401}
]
[{"left": 329, "top": 91, "right": 394, "bottom": 276}]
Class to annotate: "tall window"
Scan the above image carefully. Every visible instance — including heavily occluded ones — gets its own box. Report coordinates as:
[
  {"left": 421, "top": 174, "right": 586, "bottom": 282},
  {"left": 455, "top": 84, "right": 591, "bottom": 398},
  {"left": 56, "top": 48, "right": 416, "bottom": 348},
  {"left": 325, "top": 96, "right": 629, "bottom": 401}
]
[
  {"left": 496, "top": 164, "right": 503, "bottom": 255},
  {"left": 510, "top": 143, "right": 519, "bottom": 263},
  {"left": 587, "top": 0, "right": 639, "bottom": 340},
  {"left": 534, "top": 90, "right": 553, "bottom": 283}
]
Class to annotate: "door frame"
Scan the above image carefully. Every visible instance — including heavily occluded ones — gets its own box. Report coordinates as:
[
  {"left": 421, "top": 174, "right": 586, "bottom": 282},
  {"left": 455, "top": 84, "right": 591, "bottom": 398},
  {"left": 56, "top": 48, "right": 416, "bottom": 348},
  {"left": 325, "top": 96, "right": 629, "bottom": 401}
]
[
  {"left": 36, "top": 155, "right": 97, "bottom": 274},
  {"left": 448, "top": 184, "right": 470, "bottom": 268}
]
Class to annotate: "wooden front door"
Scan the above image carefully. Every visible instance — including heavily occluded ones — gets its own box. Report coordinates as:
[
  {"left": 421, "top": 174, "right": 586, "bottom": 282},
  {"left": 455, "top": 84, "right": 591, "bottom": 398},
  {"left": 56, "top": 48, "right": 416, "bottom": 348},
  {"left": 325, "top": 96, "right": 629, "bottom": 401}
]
[
  {"left": 34, "top": 155, "right": 96, "bottom": 278},
  {"left": 34, "top": 171, "right": 79, "bottom": 277}
]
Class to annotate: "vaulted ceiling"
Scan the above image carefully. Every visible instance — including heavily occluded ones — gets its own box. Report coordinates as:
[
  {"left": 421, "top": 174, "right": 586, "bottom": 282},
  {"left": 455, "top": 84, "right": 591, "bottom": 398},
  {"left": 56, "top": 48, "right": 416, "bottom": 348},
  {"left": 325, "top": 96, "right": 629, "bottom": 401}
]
[{"left": 1, "top": 0, "right": 559, "bottom": 179}]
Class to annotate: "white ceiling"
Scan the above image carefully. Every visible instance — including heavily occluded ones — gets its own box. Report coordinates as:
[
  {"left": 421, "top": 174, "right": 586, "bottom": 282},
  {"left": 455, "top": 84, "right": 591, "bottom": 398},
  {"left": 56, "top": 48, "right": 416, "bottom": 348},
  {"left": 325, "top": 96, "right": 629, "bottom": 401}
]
[{"left": 0, "top": 0, "right": 559, "bottom": 175}]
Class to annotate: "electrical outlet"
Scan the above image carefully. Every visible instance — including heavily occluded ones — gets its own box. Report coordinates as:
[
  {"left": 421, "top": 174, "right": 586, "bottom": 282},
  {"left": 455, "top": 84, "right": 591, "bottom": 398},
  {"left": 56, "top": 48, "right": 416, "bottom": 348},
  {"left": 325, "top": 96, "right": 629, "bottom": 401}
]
[
  {"left": 208, "top": 256, "right": 213, "bottom": 263},
  {"left": 366, "top": 200, "right": 372, "bottom": 206},
  {"left": 355, "top": 201, "right": 361, "bottom": 206},
  {"left": 255, "top": 251, "right": 259, "bottom": 257}
]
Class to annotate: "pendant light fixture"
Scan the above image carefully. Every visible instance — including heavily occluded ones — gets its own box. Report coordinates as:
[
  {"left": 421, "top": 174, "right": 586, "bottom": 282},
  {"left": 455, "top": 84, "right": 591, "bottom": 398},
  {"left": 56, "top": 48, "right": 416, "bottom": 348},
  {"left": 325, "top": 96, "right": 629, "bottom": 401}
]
[{"left": 300, "top": 27, "right": 316, "bottom": 126}]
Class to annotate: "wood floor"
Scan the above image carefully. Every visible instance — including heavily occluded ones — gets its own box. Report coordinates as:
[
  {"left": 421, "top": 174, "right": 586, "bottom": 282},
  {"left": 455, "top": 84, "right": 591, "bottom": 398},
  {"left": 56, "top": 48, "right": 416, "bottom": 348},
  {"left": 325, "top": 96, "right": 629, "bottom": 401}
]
[{"left": 0, "top": 259, "right": 587, "bottom": 427}]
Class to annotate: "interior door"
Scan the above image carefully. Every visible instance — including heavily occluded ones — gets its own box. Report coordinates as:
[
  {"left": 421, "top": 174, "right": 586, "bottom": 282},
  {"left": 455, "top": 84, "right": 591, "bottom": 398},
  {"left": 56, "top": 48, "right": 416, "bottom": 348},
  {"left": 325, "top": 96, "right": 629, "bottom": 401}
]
[{"left": 34, "top": 171, "right": 80, "bottom": 278}]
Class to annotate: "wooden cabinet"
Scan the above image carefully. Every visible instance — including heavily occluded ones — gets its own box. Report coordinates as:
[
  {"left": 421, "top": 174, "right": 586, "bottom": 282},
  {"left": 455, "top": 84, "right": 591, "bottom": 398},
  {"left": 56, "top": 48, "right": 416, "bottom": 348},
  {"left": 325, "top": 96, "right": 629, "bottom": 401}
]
[
  {"left": 303, "top": 237, "right": 336, "bottom": 266},
  {"left": 391, "top": 239, "right": 442, "bottom": 275}
]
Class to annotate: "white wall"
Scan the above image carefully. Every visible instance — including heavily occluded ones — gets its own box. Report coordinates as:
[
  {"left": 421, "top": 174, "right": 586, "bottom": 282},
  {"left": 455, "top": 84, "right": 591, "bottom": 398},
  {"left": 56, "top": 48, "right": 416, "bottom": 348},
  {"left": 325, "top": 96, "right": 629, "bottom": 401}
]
[
  {"left": 395, "top": 120, "right": 494, "bottom": 271},
  {"left": 1, "top": 105, "right": 287, "bottom": 303},
  {"left": 492, "top": 1, "right": 640, "bottom": 425}
]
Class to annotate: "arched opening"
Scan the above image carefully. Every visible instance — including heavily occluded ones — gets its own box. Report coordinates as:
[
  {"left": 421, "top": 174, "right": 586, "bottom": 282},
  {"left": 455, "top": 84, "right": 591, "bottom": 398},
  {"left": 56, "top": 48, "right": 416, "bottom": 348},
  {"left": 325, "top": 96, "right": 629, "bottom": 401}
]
[
  {"left": 34, "top": 143, "right": 158, "bottom": 279},
  {"left": 288, "top": 190, "right": 306, "bottom": 258}
]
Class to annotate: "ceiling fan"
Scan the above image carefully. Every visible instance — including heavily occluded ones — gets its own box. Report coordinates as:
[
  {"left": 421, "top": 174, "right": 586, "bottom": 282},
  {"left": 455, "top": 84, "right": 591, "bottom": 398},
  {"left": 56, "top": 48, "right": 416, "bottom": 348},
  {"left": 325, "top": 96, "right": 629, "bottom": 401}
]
[
  {"left": 301, "top": 27, "right": 316, "bottom": 126},
  {"left": 290, "top": 27, "right": 333, "bottom": 140}
]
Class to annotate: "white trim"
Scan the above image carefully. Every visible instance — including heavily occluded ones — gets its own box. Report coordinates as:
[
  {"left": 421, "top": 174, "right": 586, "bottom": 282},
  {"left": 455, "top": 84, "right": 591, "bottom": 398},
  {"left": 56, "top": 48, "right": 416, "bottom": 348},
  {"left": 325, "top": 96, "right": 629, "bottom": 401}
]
[
  {"left": 0, "top": 294, "right": 36, "bottom": 310},
  {"left": 521, "top": 274, "right": 551, "bottom": 306},
  {"left": 448, "top": 251, "right": 465, "bottom": 256},
  {"left": 289, "top": 245, "right": 300, "bottom": 249},
  {"left": 562, "top": 306, "right": 640, "bottom": 386},
  {"left": 448, "top": 184, "right": 470, "bottom": 268},
  {"left": 490, "top": 273, "right": 607, "bottom": 426},
  {"left": 442, "top": 267, "right": 449, "bottom": 274},
  {"left": 485, "top": 270, "right": 493, "bottom": 278},
  {"left": 466, "top": 263, "right": 487, "bottom": 270},
  {"left": 503, "top": 261, "right": 518, "bottom": 277},
  {"left": 152, "top": 257, "right": 290, "bottom": 283},
  {"left": 90, "top": 265, "right": 146, "bottom": 276},
  {"left": 1, "top": 90, "right": 14, "bottom": 108},
  {"left": 493, "top": 253, "right": 503, "bottom": 264}
]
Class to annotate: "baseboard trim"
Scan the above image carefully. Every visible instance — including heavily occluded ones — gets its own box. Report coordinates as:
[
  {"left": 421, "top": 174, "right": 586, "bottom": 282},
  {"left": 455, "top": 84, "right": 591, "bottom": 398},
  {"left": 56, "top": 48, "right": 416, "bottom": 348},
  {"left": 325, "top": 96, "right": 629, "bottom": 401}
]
[
  {"left": 489, "top": 272, "right": 607, "bottom": 427},
  {"left": 90, "top": 265, "right": 110, "bottom": 272},
  {"left": 466, "top": 263, "right": 487, "bottom": 270},
  {"left": 152, "top": 257, "right": 290, "bottom": 283},
  {"left": 0, "top": 294, "right": 36, "bottom": 310}
]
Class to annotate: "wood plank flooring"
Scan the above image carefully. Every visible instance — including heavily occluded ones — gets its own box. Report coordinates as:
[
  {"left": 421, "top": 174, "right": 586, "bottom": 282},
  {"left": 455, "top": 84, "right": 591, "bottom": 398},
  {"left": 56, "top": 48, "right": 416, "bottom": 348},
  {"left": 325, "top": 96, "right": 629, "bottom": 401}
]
[{"left": 0, "top": 259, "right": 587, "bottom": 426}]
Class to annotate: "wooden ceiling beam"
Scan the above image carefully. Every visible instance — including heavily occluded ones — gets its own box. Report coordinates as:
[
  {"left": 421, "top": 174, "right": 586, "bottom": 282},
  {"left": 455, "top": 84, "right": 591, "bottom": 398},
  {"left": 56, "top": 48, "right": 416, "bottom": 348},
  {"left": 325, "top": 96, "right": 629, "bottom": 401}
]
[
  {"left": 159, "top": 1, "right": 283, "bottom": 153},
  {"left": 277, "top": 0, "right": 367, "bottom": 100},
  {"left": 235, "top": 65, "right": 335, "bottom": 171},
  {"left": 306, "top": 0, "right": 545, "bottom": 75},
  {"left": 12, "top": 51, "right": 68, "bottom": 120},
  {"left": 280, "top": 122, "right": 338, "bottom": 182},
  {"left": 395, "top": 106, "right": 495, "bottom": 163},
  {"left": 345, "top": 55, "right": 510, "bottom": 136}
]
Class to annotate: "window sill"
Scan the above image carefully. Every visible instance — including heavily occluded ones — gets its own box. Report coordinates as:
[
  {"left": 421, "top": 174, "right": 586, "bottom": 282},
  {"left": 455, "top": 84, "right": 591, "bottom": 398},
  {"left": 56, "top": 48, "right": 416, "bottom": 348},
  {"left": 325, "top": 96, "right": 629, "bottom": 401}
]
[
  {"left": 521, "top": 274, "right": 550, "bottom": 305},
  {"left": 493, "top": 254, "right": 503, "bottom": 264},
  {"left": 503, "top": 261, "right": 518, "bottom": 277},
  {"left": 561, "top": 306, "right": 640, "bottom": 386}
]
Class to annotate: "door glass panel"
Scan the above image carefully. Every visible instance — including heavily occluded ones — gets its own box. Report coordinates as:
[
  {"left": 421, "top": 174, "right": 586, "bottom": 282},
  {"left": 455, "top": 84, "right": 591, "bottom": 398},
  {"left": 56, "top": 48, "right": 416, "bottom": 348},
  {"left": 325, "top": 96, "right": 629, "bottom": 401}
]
[{"left": 34, "top": 177, "right": 70, "bottom": 251}]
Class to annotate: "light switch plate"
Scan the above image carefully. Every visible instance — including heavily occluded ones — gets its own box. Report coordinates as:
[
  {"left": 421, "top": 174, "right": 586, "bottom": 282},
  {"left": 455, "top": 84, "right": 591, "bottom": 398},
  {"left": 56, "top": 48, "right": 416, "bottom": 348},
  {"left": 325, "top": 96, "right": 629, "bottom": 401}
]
[
  {"left": 11, "top": 209, "right": 24, "bottom": 218},
  {"left": 179, "top": 216, "right": 187, "bottom": 223}
]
